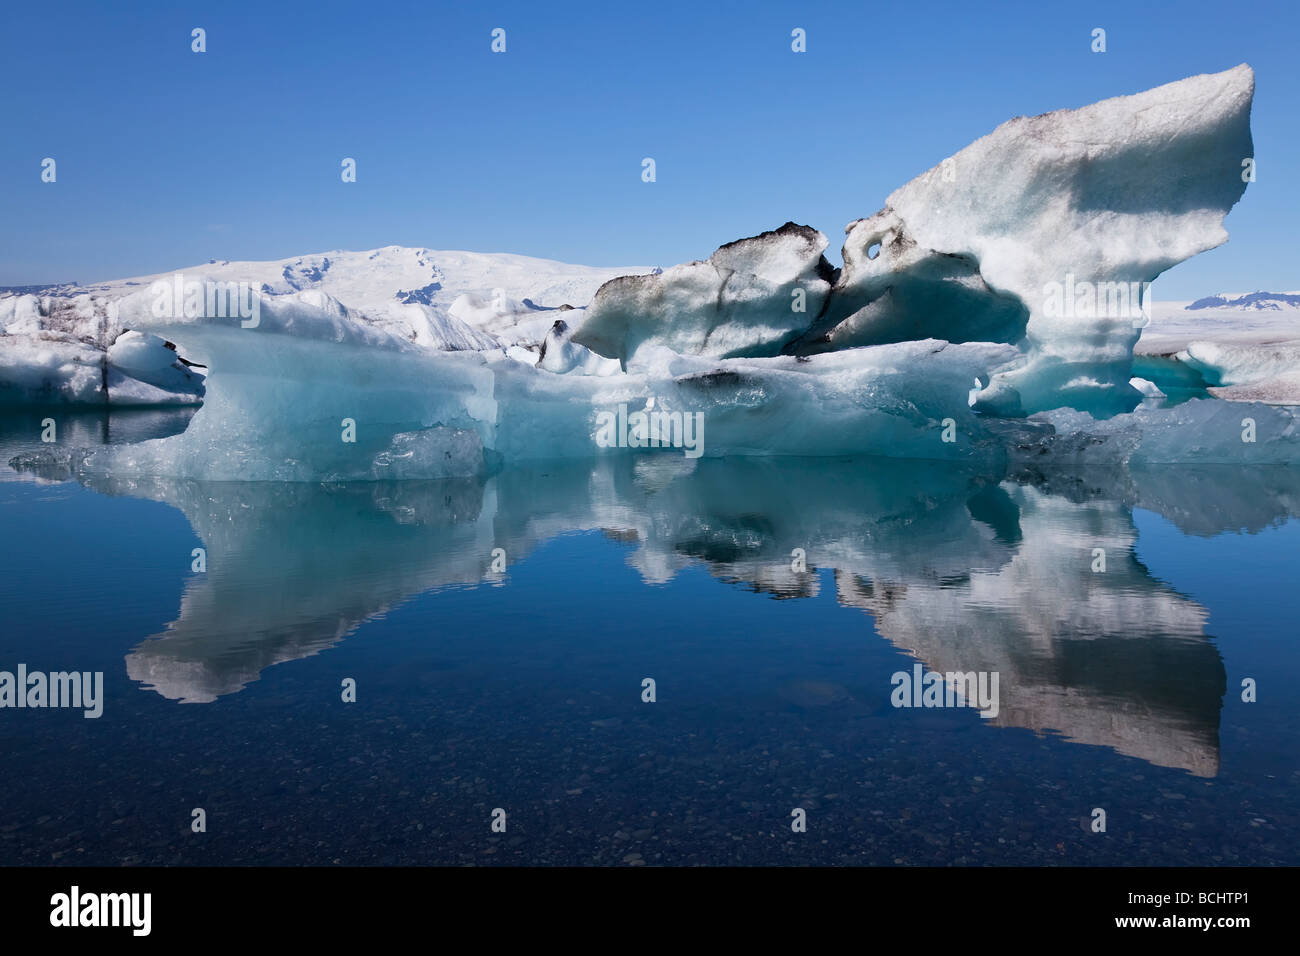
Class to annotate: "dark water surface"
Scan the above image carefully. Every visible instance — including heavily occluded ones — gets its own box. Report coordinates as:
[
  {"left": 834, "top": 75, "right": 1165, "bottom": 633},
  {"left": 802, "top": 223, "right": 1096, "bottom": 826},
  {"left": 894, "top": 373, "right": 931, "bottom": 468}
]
[{"left": 0, "top": 409, "right": 1297, "bottom": 865}]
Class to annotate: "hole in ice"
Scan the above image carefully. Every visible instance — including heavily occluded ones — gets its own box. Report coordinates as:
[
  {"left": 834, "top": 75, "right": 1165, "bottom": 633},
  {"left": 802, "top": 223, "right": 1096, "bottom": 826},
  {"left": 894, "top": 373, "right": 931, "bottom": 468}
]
[{"left": 867, "top": 242, "right": 881, "bottom": 260}]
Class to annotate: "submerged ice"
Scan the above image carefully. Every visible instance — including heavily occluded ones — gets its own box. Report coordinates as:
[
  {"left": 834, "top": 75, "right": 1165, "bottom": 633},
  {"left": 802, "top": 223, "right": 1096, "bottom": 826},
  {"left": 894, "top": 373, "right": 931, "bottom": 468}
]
[{"left": 5, "top": 64, "right": 1294, "bottom": 480}]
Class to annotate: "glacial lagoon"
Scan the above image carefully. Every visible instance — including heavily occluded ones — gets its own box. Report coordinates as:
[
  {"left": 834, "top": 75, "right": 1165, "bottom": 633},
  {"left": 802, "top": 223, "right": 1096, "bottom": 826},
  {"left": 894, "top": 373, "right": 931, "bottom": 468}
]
[{"left": 0, "top": 409, "right": 1296, "bottom": 865}]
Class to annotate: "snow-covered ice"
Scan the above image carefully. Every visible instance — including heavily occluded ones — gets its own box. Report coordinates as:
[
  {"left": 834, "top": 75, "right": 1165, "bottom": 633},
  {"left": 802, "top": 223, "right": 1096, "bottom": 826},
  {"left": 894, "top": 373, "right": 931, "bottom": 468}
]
[
  {"left": 574, "top": 222, "right": 835, "bottom": 362},
  {"left": 827, "top": 64, "right": 1254, "bottom": 418}
]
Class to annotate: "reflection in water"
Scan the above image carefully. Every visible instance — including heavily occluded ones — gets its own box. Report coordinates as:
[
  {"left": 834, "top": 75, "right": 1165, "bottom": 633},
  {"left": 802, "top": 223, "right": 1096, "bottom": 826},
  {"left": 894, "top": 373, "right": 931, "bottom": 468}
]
[
  {"left": 103, "top": 476, "right": 492, "bottom": 703},
  {"left": 0, "top": 407, "right": 195, "bottom": 478},
  {"left": 836, "top": 484, "right": 1220, "bottom": 776},
  {"left": 67, "top": 457, "right": 1300, "bottom": 779}
]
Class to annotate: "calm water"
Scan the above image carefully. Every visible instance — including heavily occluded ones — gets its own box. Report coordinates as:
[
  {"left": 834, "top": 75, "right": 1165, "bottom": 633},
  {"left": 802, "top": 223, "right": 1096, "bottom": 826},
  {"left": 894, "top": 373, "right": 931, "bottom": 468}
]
[{"left": 0, "top": 408, "right": 1297, "bottom": 866}]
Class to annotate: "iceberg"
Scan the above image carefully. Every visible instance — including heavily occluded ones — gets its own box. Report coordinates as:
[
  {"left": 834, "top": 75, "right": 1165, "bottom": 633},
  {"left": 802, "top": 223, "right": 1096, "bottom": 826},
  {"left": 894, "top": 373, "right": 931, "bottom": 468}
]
[
  {"left": 0, "top": 328, "right": 204, "bottom": 407},
  {"left": 0, "top": 335, "right": 107, "bottom": 405},
  {"left": 79, "top": 289, "right": 1020, "bottom": 478},
  {"left": 6, "top": 65, "right": 1294, "bottom": 480},
  {"left": 576, "top": 66, "right": 1255, "bottom": 420},
  {"left": 873, "top": 64, "right": 1254, "bottom": 418},
  {"left": 1, "top": 291, "right": 205, "bottom": 406},
  {"left": 1023, "top": 398, "right": 1300, "bottom": 466}
]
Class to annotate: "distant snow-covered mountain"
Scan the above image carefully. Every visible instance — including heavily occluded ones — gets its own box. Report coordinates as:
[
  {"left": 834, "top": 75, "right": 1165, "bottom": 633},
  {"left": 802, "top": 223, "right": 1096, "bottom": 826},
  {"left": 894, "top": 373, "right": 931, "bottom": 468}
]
[
  {"left": 1137, "top": 292, "right": 1300, "bottom": 404},
  {"left": 81, "top": 246, "right": 648, "bottom": 322},
  {"left": 1142, "top": 291, "right": 1300, "bottom": 350},
  {"left": 1186, "top": 291, "right": 1300, "bottom": 311}
]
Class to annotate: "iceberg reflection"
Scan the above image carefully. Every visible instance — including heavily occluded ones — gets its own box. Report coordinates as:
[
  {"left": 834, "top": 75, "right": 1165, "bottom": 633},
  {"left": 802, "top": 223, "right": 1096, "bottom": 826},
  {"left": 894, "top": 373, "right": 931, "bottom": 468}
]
[{"left": 77, "top": 457, "right": 1300, "bottom": 777}]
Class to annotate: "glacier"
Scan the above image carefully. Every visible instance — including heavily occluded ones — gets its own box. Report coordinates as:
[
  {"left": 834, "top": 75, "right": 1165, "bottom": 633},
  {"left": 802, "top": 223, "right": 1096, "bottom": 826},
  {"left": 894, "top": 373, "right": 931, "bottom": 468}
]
[
  {"left": 5, "top": 64, "right": 1297, "bottom": 481},
  {"left": 1134, "top": 291, "right": 1300, "bottom": 403}
]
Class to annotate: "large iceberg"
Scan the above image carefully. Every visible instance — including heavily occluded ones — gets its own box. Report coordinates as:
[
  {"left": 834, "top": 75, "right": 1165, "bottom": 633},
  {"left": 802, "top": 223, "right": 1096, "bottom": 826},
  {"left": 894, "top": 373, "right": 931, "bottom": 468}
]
[
  {"left": 577, "top": 65, "right": 1256, "bottom": 419},
  {"left": 7, "top": 65, "right": 1295, "bottom": 481},
  {"left": 855, "top": 64, "right": 1253, "bottom": 418},
  {"left": 73, "top": 279, "right": 1022, "bottom": 478}
]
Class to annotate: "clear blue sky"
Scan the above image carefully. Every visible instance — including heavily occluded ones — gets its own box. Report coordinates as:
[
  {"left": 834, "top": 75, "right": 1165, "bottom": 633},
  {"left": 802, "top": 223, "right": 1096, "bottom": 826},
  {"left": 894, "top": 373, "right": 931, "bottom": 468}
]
[{"left": 1, "top": 0, "right": 1295, "bottom": 299}]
